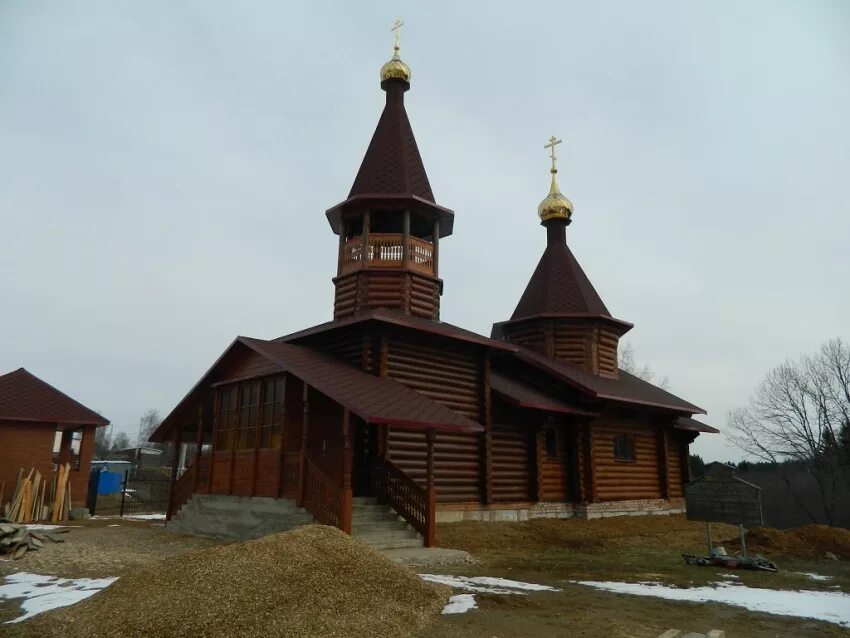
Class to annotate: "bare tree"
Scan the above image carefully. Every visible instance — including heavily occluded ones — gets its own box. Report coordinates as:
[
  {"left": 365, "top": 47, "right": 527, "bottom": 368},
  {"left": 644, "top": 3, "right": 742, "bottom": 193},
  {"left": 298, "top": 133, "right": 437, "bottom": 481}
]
[
  {"left": 111, "top": 431, "right": 131, "bottom": 450},
  {"left": 619, "top": 342, "right": 670, "bottom": 389},
  {"left": 94, "top": 427, "right": 112, "bottom": 458},
  {"left": 136, "top": 409, "right": 162, "bottom": 447},
  {"left": 727, "top": 338, "right": 850, "bottom": 525}
]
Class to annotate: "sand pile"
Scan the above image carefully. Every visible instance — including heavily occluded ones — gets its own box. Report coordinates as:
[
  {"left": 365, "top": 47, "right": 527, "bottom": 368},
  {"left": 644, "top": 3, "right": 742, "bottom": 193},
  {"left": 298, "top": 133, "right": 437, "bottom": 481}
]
[
  {"left": 22, "top": 525, "right": 450, "bottom": 638},
  {"left": 732, "top": 524, "right": 850, "bottom": 559}
]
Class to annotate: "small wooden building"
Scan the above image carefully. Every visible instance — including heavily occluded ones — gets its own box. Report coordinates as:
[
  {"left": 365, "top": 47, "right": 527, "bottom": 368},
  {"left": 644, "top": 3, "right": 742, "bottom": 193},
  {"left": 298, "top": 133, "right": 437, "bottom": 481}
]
[
  {"left": 152, "top": 39, "right": 717, "bottom": 545},
  {"left": 0, "top": 367, "right": 109, "bottom": 509}
]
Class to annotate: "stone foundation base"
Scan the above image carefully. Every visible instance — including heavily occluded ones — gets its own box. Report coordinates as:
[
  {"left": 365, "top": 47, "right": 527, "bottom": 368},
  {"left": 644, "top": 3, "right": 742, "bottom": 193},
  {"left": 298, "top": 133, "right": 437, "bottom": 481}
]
[{"left": 436, "top": 498, "right": 685, "bottom": 523}]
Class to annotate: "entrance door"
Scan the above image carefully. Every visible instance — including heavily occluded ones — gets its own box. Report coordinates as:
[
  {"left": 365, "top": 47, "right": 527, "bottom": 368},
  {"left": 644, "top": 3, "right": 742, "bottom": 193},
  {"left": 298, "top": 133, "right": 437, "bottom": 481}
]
[
  {"left": 352, "top": 420, "right": 378, "bottom": 497},
  {"left": 540, "top": 423, "right": 569, "bottom": 501}
]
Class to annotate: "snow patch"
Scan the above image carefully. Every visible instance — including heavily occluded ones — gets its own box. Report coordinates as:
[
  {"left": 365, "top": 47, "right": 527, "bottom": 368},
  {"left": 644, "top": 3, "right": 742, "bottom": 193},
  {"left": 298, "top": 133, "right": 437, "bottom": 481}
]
[
  {"left": 573, "top": 580, "right": 850, "bottom": 628},
  {"left": 419, "top": 574, "right": 558, "bottom": 595},
  {"left": 0, "top": 572, "right": 118, "bottom": 623},
  {"left": 420, "top": 574, "right": 557, "bottom": 615},
  {"left": 796, "top": 572, "right": 832, "bottom": 582},
  {"left": 442, "top": 593, "right": 477, "bottom": 614}
]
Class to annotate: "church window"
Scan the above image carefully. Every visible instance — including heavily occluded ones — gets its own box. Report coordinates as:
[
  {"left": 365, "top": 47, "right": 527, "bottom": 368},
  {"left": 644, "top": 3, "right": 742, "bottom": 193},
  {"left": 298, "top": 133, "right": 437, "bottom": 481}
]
[{"left": 613, "top": 434, "right": 636, "bottom": 462}]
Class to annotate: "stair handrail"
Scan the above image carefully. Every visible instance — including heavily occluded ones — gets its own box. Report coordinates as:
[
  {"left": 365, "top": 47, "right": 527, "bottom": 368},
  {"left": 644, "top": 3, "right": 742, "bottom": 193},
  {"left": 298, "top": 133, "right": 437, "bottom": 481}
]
[
  {"left": 373, "top": 459, "right": 435, "bottom": 547},
  {"left": 302, "top": 455, "right": 351, "bottom": 533},
  {"left": 167, "top": 459, "right": 197, "bottom": 520}
]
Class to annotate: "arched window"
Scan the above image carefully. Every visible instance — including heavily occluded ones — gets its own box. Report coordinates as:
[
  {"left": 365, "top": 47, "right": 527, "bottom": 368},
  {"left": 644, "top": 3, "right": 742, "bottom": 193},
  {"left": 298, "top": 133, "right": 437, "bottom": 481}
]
[{"left": 613, "top": 434, "right": 636, "bottom": 462}]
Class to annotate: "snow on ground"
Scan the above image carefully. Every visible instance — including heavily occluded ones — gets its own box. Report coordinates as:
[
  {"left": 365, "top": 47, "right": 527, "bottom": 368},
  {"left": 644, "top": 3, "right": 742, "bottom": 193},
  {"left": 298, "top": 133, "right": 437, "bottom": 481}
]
[
  {"left": 796, "top": 572, "right": 832, "bottom": 582},
  {"left": 0, "top": 572, "right": 117, "bottom": 623},
  {"left": 441, "top": 593, "right": 477, "bottom": 614},
  {"left": 420, "top": 574, "right": 558, "bottom": 614},
  {"left": 573, "top": 580, "right": 850, "bottom": 628},
  {"left": 92, "top": 513, "right": 166, "bottom": 521},
  {"left": 21, "top": 524, "right": 74, "bottom": 531}
]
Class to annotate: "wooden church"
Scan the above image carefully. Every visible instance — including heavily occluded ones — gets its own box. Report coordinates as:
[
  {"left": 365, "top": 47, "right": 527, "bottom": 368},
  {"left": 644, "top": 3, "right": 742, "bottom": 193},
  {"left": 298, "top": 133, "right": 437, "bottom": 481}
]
[{"left": 152, "top": 29, "right": 716, "bottom": 547}]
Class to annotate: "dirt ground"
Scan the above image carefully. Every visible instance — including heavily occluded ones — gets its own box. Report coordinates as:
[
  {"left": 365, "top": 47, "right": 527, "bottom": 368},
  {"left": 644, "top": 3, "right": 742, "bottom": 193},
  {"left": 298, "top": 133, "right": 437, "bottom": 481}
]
[{"left": 1, "top": 515, "right": 849, "bottom": 637}]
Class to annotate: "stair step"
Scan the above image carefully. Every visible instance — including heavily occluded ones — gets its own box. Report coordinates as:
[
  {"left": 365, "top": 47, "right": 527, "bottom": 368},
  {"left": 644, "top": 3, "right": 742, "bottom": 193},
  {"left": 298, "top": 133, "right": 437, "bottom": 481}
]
[{"left": 357, "top": 537, "right": 423, "bottom": 550}]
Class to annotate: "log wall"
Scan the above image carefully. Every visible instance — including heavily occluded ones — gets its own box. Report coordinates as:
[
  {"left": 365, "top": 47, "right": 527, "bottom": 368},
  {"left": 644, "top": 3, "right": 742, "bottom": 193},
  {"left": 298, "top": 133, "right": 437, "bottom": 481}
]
[
  {"left": 333, "top": 272, "right": 441, "bottom": 320},
  {"left": 592, "top": 416, "right": 662, "bottom": 501},
  {"left": 538, "top": 424, "right": 569, "bottom": 501},
  {"left": 387, "top": 428, "right": 482, "bottom": 503},
  {"left": 491, "top": 421, "right": 532, "bottom": 502},
  {"left": 667, "top": 432, "right": 685, "bottom": 498}
]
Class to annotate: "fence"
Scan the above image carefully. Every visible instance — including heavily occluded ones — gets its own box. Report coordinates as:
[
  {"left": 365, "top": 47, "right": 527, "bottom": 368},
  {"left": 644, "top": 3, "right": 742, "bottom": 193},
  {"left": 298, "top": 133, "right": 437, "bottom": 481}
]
[{"left": 88, "top": 466, "right": 172, "bottom": 517}]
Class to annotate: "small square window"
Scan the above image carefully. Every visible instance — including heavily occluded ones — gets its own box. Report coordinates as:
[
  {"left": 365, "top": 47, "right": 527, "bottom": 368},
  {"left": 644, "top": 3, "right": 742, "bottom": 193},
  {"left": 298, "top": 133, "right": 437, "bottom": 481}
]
[{"left": 613, "top": 434, "right": 636, "bottom": 462}]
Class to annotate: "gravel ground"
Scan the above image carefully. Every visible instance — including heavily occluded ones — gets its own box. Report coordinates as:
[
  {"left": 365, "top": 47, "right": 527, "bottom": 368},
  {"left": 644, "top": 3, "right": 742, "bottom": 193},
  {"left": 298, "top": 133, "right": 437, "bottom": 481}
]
[{"left": 0, "top": 518, "right": 223, "bottom": 580}]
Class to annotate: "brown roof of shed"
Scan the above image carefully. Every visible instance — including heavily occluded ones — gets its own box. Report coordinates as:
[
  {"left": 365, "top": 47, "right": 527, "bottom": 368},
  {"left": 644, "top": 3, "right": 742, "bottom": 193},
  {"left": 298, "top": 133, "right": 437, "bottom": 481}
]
[
  {"left": 239, "top": 338, "right": 481, "bottom": 433},
  {"left": 514, "top": 348, "right": 705, "bottom": 414},
  {"left": 491, "top": 372, "right": 597, "bottom": 416},
  {"left": 0, "top": 368, "right": 109, "bottom": 426}
]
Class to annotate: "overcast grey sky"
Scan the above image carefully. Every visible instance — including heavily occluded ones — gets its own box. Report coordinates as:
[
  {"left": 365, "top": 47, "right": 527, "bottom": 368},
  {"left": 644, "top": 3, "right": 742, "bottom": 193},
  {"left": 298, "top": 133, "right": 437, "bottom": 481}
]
[{"left": 1, "top": 1, "right": 848, "bottom": 462}]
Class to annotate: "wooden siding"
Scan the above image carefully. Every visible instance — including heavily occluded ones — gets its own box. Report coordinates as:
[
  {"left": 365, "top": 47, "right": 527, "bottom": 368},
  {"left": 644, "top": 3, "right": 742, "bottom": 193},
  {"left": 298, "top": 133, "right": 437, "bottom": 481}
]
[
  {"left": 597, "top": 327, "right": 619, "bottom": 379},
  {"left": 409, "top": 274, "right": 440, "bottom": 319},
  {"left": 385, "top": 338, "right": 480, "bottom": 420},
  {"left": 503, "top": 323, "right": 546, "bottom": 354},
  {"left": 667, "top": 432, "right": 685, "bottom": 498},
  {"left": 538, "top": 424, "right": 569, "bottom": 501},
  {"left": 592, "top": 417, "right": 662, "bottom": 501},
  {"left": 333, "top": 273, "right": 358, "bottom": 318},
  {"left": 387, "top": 428, "right": 482, "bottom": 503},
  {"left": 491, "top": 422, "right": 531, "bottom": 502},
  {"left": 334, "top": 271, "right": 440, "bottom": 320},
  {"left": 553, "top": 323, "right": 586, "bottom": 366}
]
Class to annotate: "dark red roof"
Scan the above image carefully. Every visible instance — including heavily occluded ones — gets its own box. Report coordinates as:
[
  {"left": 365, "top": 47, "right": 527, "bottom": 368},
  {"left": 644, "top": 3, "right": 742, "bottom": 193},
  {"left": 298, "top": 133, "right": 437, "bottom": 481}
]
[
  {"left": 0, "top": 368, "right": 109, "bottom": 426},
  {"left": 348, "top": 82, "right": 434, "bottom": 202},
  {"left": 675, "top": 416, "right": 719, "bottom": 433},
  {"left": 151, "top": 337, "right": 482, "bottom": 441},
  {"left": 491, "top": 372, "right": 597, "bottom": 416},
  {"left": 511, "top": 240, "right": 613, "bottom": 320},
  {"left": 514, "top": 347, "right": 705, "bottom": 414},
  {"left": 240, "top": 338, "right": 481, "bottom": 433},
  {"left": 278, "top": 308, "right": 518, "bottom": 353}
]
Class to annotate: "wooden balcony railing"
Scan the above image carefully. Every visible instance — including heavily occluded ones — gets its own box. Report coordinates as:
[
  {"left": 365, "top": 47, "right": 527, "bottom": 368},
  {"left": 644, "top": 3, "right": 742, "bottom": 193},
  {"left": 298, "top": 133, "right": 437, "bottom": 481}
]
[
  {"left": 302, "top": 456, "right": 352, "bottom": 533},
  {"left": 372, "top": 459, "right": 435, "bottom": 547},
  {"left": 340, "top": 234, "right": 434, "bottom": 276}
]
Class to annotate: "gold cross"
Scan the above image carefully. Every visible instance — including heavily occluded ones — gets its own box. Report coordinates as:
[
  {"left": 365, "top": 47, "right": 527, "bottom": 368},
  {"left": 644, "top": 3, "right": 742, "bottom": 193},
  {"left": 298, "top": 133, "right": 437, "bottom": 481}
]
[
  {"left": 391, "top": 18, "right": 404, "bottom": 51},
  {"left": 544, "top": 136, "right": 562, "bottom": 173}
]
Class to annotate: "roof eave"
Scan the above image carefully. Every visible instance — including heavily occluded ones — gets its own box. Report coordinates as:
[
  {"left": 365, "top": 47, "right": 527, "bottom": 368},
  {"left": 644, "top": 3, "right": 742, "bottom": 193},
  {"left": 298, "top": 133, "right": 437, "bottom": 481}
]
[{"left": 325, "top": 194, "right": 455, "bottom": 237}]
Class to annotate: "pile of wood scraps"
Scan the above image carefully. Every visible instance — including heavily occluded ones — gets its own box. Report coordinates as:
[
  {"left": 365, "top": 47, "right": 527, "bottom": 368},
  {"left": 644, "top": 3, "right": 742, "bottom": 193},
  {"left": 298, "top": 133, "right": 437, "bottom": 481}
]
[
  {"left": 0, "top": 521, "right": 68, "bottom": 559},
  {"left": 0, "top": 463, "right": 73, "bottom": 524}
]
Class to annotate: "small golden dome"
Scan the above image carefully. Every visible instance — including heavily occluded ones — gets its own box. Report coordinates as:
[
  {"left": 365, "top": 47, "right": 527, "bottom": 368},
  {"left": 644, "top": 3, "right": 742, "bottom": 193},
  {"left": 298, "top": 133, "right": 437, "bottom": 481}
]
[
  {"left": 538, "top": 171, "right": 573, "bottom": 222},
  {"left": 380, "top": 47, "right": 411, "bottom": 83}
]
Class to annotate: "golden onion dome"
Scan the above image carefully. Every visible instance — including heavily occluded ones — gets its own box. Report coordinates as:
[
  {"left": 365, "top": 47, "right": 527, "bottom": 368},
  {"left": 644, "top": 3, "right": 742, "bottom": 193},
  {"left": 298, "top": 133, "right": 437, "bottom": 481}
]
[
  {"left": 538, "top": 136, "right": 573, "bottom": 222},
  {"left": 538, "top": 170, "right": 573, "bottom": 222},
  {"left": 380, "top": 46, "right": 411, "bottom": 83}
]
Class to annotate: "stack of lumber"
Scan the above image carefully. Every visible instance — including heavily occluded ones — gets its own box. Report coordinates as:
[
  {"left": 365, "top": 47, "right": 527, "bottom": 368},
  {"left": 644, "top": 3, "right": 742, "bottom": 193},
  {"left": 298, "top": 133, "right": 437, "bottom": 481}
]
[
  {"left": 0, "top": 464, "right": 73, "bottom": 524},
  {"left": 0, "top": 520, "right": 68, "bottom": 559}
]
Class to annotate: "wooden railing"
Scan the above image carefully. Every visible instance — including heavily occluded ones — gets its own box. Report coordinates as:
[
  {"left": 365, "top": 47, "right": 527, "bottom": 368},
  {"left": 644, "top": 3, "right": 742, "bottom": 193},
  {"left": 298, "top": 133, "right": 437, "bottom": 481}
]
[
  {"left": 339, "top": 233, "right": 434, "bottom": 276},
  {"left": 167, "top": 465, "right": 194, "bottom": 520},
  {"left": 302, "top": 456, "right": 351, "bottom": 533},
  {"left": 373, "top": 459, "right": 435, "bottom": 547}
]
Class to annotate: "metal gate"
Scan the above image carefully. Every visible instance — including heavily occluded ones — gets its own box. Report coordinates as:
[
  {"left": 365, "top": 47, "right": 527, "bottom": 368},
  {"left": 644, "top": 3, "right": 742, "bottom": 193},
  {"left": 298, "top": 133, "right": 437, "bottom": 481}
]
[{"left": 89, "top": 466, "right": 171, "bottom": 516}]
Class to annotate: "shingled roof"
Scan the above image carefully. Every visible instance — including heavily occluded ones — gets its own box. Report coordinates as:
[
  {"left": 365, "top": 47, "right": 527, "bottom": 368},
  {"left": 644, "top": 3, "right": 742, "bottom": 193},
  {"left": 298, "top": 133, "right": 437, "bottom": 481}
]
[
  {"left": 151, "top": 337, "right": 482, "bottom": 442},
  {"left": 0, "top": 368, "right": 109, "bottom": 427},
  {"left": 491, "top": 372, "right": 597, "bottom": 416},
  {"left": 514, "top": 347, "right": 705, "bottom": 414},
  {"left": 348, "top": 83, "right": 434, "bottom": 201},
  {"left": 511, "top": 240, "right": 612, "bottom": 320},
  {"left": 240, "top": 338, "right": 481, "bottom": 432}
]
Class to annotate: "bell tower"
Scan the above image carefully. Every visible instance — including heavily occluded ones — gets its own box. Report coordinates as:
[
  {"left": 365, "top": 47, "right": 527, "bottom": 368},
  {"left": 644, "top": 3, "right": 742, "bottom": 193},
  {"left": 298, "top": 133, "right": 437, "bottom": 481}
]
[
  {"left": 325, "top": 21, "right": 454, "bottom": 321},
  {"left": 494, "top": 137, "right": 632, "bottom": 378}
]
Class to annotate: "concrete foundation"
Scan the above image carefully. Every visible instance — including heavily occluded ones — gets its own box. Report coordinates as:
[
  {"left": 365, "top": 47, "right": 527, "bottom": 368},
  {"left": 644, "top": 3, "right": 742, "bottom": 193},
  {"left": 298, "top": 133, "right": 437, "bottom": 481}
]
[{"left": 436, "top": 498, "right": 684, "bottom": 523}]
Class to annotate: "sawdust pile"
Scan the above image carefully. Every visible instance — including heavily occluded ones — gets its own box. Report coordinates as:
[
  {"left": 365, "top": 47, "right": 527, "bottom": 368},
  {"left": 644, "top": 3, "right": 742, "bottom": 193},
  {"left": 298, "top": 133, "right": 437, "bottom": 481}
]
[
  {"left": 23, "top": 525, "right": 450, "bottom": 638},
  {"left": 732, "top": 524, "right": 850, "bottom": 559}
]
